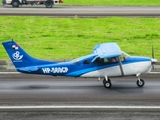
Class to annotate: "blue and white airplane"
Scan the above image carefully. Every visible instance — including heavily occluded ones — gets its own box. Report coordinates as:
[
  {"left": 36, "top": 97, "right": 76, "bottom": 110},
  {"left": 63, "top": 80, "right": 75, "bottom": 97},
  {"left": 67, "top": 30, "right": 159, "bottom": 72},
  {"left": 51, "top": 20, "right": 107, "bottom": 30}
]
[{"left": 2, "top": 40, "right": 157, "bottom": 88}]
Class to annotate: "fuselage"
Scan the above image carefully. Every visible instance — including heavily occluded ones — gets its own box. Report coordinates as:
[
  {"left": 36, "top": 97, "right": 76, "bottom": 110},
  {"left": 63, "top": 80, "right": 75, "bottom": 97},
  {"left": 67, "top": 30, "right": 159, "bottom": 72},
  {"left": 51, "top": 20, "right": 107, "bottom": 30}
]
[{"left": 17, "top": 54, "right": 152, "bottom": 78}]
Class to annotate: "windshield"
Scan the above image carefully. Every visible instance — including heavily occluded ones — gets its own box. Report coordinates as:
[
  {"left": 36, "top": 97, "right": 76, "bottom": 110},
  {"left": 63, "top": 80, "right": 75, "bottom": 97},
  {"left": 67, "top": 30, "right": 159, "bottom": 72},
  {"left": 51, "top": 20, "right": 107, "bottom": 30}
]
[{"left": 120, "top": 51, "right": 130, "bottom": 61}]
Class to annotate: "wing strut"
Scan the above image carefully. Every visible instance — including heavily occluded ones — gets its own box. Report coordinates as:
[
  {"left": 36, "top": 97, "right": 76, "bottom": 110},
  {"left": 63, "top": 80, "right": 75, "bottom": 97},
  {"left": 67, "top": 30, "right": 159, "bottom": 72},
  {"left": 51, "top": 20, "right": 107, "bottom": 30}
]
[{"left": 117, "top": 57, "right": 124, "bottom": 76}]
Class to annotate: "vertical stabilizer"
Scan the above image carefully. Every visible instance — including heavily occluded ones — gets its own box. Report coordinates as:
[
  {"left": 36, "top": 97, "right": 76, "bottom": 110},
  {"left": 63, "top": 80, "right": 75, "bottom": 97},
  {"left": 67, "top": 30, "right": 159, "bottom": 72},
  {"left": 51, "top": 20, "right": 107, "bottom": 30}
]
[{"left": 2, "top": 40, "right": 55, "bottom": 69}]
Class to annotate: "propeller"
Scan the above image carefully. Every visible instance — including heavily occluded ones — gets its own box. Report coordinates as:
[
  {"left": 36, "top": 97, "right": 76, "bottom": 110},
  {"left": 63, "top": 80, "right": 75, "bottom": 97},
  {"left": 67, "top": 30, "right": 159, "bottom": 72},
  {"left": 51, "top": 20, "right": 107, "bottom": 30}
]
[{"left": 151, "top": 44, "right": 157, "bottom": 71}]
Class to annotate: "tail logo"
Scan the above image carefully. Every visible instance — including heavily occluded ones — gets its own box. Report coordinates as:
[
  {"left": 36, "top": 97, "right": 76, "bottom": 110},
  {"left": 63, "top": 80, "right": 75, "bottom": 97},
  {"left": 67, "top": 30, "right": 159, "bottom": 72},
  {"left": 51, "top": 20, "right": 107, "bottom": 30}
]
[{"left": 12, "top": 51, "right": 23, "bottom": 61}]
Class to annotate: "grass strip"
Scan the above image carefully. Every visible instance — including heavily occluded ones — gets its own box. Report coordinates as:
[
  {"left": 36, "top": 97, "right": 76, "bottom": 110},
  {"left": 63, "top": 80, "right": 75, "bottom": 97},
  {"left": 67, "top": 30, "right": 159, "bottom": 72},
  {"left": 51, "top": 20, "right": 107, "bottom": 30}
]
[
  {"left": 64, "top": 0, "right": 160, "bottom": 6},
  {"left": 0, "top": 16, "right": 160, "bottom": 60},
  {"left": 1, "top": 0, "right": 160, "bottom": 6}
]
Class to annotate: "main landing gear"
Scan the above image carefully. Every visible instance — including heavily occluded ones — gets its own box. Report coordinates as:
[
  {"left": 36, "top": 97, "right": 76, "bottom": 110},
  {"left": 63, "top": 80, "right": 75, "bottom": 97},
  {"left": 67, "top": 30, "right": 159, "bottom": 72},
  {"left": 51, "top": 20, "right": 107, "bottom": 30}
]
[
  {"left": 102, "top": 77, "right": 145, "bottom": 89},
  {"left": 103, "top": 78, "right": 112, "bottom": 88}
]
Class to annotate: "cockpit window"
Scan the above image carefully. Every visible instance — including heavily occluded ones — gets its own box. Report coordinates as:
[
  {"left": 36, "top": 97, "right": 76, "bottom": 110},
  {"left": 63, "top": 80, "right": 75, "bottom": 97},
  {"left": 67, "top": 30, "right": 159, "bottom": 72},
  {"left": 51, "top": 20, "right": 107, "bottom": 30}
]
[
  {"left": 104, "top": 58, "right": 109, "bottom": 63},
  {"left": 94, "top": 57, "right": 118, "bottom": 64},
  {"left": 120, "top": 52, "right": 130, "bottom": 61},
  {"left": 83, "top": 60, "right": 90, "bottom": 64},
  {"left": 108, "top": 57, "right": 117, "bottom": 63},
  {"left": 120, "top": 54, "right": 125, "bottom": 61}
]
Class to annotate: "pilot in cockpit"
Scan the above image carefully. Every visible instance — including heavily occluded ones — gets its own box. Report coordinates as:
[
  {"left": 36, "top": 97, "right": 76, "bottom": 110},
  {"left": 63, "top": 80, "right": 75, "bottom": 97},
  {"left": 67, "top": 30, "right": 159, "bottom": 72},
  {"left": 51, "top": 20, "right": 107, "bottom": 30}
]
[{"left": 108, "top": 57, "right": 117, "bottom": 62}]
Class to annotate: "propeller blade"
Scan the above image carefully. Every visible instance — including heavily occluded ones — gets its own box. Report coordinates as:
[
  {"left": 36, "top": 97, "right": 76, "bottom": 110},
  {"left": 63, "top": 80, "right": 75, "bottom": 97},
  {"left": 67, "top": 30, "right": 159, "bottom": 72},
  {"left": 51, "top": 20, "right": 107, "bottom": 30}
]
[{"left": 151, "top": 44, "right": 157, "bottom": 71}]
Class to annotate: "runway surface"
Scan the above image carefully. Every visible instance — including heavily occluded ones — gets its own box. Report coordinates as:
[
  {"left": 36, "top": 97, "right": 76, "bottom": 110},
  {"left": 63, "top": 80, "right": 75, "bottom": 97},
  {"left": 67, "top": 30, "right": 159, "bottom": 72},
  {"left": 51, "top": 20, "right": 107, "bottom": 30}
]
[
  {"left": 0, "top": 73, "right": 159, "bottom": 106},
  {"left": 1, "top": 5, "right": 160, "bottom": 17},
  {"left": 0, "top": 73, "right": 160, "bottom": 119}
]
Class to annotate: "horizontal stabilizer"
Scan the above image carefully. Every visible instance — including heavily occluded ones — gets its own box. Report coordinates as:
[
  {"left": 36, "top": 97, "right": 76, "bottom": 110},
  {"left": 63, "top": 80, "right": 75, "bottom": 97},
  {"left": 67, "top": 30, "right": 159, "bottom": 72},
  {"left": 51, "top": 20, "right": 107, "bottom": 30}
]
[{"left": 17, "top": 66, "right": 39, "bottom": 72}]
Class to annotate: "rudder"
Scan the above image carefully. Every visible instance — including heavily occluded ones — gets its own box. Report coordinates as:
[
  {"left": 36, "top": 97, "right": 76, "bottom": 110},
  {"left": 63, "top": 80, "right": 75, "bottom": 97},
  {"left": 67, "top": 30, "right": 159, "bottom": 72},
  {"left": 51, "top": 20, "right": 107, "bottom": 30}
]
[{"left": 2, "top": 40, "right": 54, "bottom": 69}]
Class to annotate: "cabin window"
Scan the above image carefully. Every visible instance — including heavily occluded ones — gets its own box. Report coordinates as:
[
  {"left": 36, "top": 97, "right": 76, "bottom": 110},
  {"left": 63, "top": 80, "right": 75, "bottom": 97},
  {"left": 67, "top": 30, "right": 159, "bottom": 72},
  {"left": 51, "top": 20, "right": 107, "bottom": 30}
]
[
  {"left": 108, "top": 57, "right": 117, "bottom": 63},
  {"left": 94, "top": 57, "right": 118, "bottom": 64},
  {"left": 94, "top": 58, "right": 109, "bottom": 64},
  {"left": 104, "top": 58, "right": 109, "bottom": 63},
  {"left": 94, "top": 57, "right": 103, "bottom": 64},
  {"left": 83, "top": 60, "right": 90, "bottom": 64}
]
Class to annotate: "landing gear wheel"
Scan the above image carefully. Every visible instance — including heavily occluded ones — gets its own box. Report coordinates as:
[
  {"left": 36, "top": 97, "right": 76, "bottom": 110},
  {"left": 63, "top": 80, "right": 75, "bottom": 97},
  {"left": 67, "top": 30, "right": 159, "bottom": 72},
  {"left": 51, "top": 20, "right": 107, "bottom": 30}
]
[
  {"left": 103, "top": 79, "right": 112, "bottom": 88},
  {"left": 103, "top": 78, "right": 110, "bottom": 84},
  {"left": 12, "top": 0, "right": 20, "bottom": 7},
  {"left": 137, "top": 79, "right": 145, "bottom": 87},
  {"left": 45, "top": 0, "right": 53, "bottom": 8}
]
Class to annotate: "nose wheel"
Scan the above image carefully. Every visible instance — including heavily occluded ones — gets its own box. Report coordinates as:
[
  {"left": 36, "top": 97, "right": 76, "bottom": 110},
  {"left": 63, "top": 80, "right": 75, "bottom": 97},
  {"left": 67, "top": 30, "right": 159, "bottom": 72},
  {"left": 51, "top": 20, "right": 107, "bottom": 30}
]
[
  {"left": 136, "top": 79, "right": 145, "bottom": 87},
  {"left": 103, "top": 78, "right": 112, "bottom": 88}
]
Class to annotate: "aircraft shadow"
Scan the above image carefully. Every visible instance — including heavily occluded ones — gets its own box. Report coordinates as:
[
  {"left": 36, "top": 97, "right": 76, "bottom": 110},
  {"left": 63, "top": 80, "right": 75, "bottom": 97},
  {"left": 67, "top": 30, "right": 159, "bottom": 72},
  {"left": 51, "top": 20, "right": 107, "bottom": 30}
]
[{"left": 17, "top": 84, "right": 50, "bottom": 89}]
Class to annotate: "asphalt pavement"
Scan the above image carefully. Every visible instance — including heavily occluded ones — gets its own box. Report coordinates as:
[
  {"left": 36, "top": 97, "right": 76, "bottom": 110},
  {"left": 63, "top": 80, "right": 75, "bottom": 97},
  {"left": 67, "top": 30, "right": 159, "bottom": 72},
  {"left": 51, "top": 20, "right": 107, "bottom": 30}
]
[
  {"left": 1, "top": 5, "right": 160, "bottom": 17},
  {"left": 0, "top": 73, "right": 160, "bottom": 119}
]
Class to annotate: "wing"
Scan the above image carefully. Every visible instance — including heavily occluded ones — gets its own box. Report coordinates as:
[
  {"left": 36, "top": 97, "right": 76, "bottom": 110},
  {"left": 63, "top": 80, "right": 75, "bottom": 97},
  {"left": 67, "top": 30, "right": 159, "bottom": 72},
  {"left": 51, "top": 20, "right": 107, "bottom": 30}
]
[{"left": 92, "top": 42, "right": 122, "bottom": 62}]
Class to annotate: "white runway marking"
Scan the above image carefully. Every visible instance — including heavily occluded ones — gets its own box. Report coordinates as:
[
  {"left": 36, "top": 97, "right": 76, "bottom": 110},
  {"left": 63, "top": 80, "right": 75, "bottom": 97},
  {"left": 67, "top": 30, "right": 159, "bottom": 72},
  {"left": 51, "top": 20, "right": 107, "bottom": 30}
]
[{"left": 0, "top": 106, "right": 160, "bottom": 109}]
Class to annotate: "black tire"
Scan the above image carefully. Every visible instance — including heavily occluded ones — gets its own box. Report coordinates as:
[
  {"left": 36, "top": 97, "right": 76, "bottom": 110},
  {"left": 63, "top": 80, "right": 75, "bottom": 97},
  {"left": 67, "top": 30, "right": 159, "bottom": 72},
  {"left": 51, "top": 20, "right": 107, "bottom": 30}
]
[
  {"left": 12, "top": 0, "right": 20, "bottom": 7},
  {"left": 104, "top": 81, "right": 112, "bottom": 88},
  {"left": 103, "top": 78, "right": 110, "bottom": 84},
  {"left": 45, "top": 0, "right": 53, "bottom": 8},
  {"left": 137, "top": 79, "right": 145, "bottom": 87}
]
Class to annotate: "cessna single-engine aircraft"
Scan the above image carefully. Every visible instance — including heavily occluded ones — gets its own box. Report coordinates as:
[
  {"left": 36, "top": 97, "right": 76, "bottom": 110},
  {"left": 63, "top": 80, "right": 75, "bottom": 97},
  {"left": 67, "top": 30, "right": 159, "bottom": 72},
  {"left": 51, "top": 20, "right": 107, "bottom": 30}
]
[{"left": 2, "top": 40, "right": 157, "bottom": 88}]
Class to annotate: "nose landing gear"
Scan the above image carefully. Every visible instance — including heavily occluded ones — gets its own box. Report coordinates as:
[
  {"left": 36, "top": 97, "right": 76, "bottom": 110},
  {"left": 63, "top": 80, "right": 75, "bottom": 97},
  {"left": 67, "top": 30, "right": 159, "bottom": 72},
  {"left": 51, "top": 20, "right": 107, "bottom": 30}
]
[{"left": 137, "top": 78, "right": 145, "bottom": 87}]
